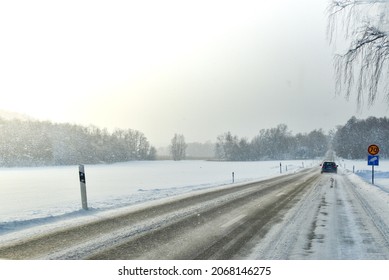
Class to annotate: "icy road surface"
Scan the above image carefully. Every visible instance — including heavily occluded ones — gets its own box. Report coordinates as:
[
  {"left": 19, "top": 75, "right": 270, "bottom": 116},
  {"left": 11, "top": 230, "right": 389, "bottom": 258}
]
[{"left": 0, "top": 167, "right": 388, "bottom": 259}]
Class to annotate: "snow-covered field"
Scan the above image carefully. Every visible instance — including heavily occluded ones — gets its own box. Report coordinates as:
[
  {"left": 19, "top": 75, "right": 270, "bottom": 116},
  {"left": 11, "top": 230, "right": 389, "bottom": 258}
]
[
  {"left": 340, "top": 158, "right": 389, "bottom": 193},
  {"left": 0, "top": 160, "right": 317, "bottom": 233},
  {"left": 0, "top": 158, "right": 388, "bottom": 237}
]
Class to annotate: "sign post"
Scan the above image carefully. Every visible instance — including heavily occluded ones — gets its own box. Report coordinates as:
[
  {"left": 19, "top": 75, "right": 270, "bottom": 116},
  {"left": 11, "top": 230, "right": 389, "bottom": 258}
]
[
  {"left": 367, "top": 145, "right": 380, "bottom": 185},
  {"left": 79, "top": 164, "right": 88, "bottom": 210}
]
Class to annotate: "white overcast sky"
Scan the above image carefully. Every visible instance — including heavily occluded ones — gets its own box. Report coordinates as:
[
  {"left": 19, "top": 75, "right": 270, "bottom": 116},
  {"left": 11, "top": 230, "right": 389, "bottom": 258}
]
[{"left": 1, "top": 0, "right": 388, "bottom": 146}]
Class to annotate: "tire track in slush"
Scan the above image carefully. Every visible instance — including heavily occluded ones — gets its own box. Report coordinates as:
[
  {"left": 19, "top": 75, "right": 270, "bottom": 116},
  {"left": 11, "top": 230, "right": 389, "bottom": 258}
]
[{"left": 88, "top": 172, "right": 319, "bottom": 259}]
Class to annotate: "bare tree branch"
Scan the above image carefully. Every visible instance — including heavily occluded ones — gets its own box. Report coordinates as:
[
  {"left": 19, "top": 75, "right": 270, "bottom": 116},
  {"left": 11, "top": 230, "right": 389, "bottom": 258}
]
[{"left": 327, "top": 0, "right": 389, "bottom": 106}]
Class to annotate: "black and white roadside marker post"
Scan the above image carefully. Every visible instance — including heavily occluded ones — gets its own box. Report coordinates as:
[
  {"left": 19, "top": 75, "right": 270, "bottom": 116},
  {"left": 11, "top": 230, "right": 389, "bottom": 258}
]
[
  {"left": 232, "top": 172, "right": 235, "bottom": 183},
  {"left": 79, "top": 164, "right": 88, "bottom": 210}
]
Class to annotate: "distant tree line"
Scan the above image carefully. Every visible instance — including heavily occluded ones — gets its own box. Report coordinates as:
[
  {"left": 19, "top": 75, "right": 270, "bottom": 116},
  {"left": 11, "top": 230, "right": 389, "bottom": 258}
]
[
  {"left": 214, "top": 117, "right": 389, "bottom": 161},
  {"left": 332, "top": 116, "right": 389, "bottom": 159},
  {"left": 215, "top": 124, "right": 329, "bottom": 161},
  {"left": 2, "top": 116, "right": 386, "bottom": 166},
  {"left": 0, "top": 118, "right": 156, "bottom": 167}
]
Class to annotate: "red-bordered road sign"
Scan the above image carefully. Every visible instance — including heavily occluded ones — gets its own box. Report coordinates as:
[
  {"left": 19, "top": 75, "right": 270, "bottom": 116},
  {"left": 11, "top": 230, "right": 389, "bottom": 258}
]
[{"left": 368, "top": 144, "right": 380, "bottom": 155}]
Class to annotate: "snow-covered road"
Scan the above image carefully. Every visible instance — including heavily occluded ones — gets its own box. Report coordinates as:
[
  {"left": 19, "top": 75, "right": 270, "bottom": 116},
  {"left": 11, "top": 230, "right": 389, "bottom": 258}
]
[
  {"left": 1, "top": 166, "right": 387, "bottom": 260},
  {"left": 247, "top": 170, "right": 389, "bottom": 259}
]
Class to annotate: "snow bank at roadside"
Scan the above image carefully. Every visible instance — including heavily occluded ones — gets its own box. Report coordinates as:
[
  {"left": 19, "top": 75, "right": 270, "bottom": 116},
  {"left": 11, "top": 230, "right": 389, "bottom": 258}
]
[{"left": 340, "top": 159, "right": 389, "bottom": 193}]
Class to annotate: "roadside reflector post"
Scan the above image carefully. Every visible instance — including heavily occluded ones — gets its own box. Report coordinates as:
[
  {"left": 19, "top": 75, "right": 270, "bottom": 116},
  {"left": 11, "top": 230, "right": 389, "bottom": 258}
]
[
  {"left": 280, "top": 162, "right": 282, "bottom": 174},
  {"left": 79, "top": 164, "right": 88, "bottom": 210},
  {"left": 232, "top": 172, "right": 235, "bottom": 183}
]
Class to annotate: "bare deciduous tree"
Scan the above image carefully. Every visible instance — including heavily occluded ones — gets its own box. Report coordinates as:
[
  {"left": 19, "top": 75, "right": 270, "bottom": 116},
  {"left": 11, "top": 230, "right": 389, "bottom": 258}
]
[
  {"left": 170, "top": 134, "right": 187, "bottom": 161},
  {"left": 327, "top": 0, "right": 389, "bottom": 106}
]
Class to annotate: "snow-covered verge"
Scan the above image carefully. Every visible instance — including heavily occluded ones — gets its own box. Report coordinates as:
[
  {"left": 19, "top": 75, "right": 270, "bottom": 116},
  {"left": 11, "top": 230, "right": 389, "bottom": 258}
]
[
  {"left": 0, "top": 160, "right": 317, "bottom": 235},
  {"left": 340, "top": 159, "right": 389, "bottom": 193}
]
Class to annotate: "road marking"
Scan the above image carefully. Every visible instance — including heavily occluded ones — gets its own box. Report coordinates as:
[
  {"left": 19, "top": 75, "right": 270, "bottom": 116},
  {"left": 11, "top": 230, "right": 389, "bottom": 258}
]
[
  {"left": 276, "top": 192, "right": 285, "bottom": 197},
  {"left": 221, "top": 214, "right": 246, "bottom": 229}
]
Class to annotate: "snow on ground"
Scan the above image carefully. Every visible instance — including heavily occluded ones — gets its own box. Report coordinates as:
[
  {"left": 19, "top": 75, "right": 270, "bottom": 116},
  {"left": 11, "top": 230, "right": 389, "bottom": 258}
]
[
  {"left": 0, "top": 158, "right": 388, "bottom": 240},
  {"left": 246, "top": 160, "right": 389, "bottom": 259},
  {"left": 340, "top": 158, "right": 389, "bottom": 193},
  {"left": 0, "top": 160, "right": 316, "bottom": 235}
]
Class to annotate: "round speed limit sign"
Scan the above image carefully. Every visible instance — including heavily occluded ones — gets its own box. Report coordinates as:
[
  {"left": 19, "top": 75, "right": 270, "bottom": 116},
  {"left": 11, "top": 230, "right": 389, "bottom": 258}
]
[{"left": 368, "top": 144, "right": 380, "bottom": 155}]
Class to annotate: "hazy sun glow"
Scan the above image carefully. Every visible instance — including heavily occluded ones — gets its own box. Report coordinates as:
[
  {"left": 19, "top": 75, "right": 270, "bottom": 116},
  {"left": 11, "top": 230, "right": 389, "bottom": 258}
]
[{"left": 1, "top": 0, "right": 388, "bottom": 146}]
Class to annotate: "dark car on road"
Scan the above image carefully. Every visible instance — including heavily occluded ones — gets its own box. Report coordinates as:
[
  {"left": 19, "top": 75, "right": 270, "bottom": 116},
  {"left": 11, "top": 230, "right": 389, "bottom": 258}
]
[{"left": 320, "top": 161, "right": 338, "bottom": 174}]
